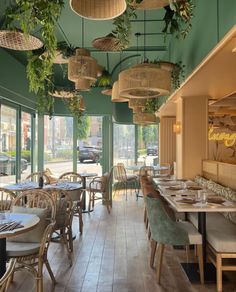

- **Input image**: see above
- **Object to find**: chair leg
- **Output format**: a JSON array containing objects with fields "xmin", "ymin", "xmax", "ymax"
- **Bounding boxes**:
[
  {"xmin": 185, "ymin": 245, "xmax": 190, "ymax": 264},
  {"xmin": 144, "ymin": 208, "xmax": 147, "ymax": 224},
  {"xmin": 78, "ymin": 206, "xmax": 83, "ymax": 234},
  {"xmin": 150, "ymin": 239, "xmax": 157, "ymax": 268},
  {"xmin": 197, "ymin": 244, "xmax": 204, "ymax": 285},
  {"xmin": 216, "ymin": 253, "xmax": 222, "ymax": 292},
  {"xmin": 37, "ymin": 260, "xmax": 44, "ymax": 292},
  {"xmin": 148, "ymin": 226, "xmax": 151, "ymax": 240},
  {"xmin": 45, "ymin": 259, "xmax": 56, "ymax": 285},
  {"xmin": 156, "ymin": 244, "xmax": 165, "ymax": 284}
]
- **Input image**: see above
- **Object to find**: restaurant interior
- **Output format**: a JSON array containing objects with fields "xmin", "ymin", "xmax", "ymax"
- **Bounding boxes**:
[{"xmin": 0, "ymin": 0, "xmax": 236, "ymax": 291}]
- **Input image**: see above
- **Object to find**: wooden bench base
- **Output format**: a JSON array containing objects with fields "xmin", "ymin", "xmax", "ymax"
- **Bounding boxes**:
[{"xmin": 207, "ymin": 244, "xmax": 236, "ymax": 292}]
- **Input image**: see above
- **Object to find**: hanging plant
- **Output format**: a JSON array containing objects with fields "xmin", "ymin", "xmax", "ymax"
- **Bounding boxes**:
[
  {"xmin": 65, "ymin": 95, "xmax": 85, "ymax": 125},
  {"xmin": 96, "ymin": 69, "xmax": 112, "ymax": 87},
  {"xmin": 143, "ymin": 59, "xmax": 185, "ymax": 90},
  {"xmin": 162, "ymin": 0, "xmax": 194, "ymax": 39},
  {"xmin": 111, "ymin": 0, "xmax": 137, "ymax": 50},
  {"xmin": 4, "ymin": 0, "xmax": 64, "ymax": 113},
  {"xmin": 171, "ymin": 61, "xmax": 185, "ymax": 89},
  {"xmin": 142, "ymin": 98, "xmax": 159, "ymax": 113}
]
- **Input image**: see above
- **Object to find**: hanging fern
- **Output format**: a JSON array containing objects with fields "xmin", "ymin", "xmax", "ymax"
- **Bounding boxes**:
[
  {"xmin": 5, "ymin": 0, "xmax": 64, "ymax": 113},
  {"xmin": 162, "ymin": 0, "xmax": 194, "ymax": 39}
]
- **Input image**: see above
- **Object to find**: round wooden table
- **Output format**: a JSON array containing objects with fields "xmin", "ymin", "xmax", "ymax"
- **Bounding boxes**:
[{"xmin": 0, "ymin": 213, "xmax": 39, "ymax": 277}]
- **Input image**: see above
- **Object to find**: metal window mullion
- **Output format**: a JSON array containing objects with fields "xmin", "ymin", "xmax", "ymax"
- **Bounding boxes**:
[
  {"xmin": 31, "ymin": 113, "xmax": 36, "ymax": 173},
  {"xmin": 73, "ymin": 116, "xmax": 77, "ymax": 173},
  {"xmin": 16, "ymin": 108, "xmax": 21, "ymax": 182}
]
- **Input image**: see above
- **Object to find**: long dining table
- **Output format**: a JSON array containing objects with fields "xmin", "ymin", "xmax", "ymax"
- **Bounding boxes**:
[{"xmin": 153, "ymin": 178, "xmax": 236, "ymax": 281}]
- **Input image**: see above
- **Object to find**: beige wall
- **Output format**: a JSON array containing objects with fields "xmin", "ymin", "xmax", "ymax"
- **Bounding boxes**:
[
  {"xmin": 176, "ymin": 96, "xmax": 208, "ymax": 179},
  {"xmin": 159, "ymin": 117, "xmax": 176, "ymax": 167}
]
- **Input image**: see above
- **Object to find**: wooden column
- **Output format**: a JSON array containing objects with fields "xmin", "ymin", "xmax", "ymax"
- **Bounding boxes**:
[
  {"xmin": 159, "ymin": 116, "xmax": 176, "ymax": 166},
  {"xmin": 176, "ymin": 96, "xmax": 208, "ymax": 179}
]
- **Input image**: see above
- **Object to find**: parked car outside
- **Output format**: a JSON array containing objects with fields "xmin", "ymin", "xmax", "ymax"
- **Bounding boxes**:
[
  {"xmin": 147, "ymin": 145, "xmax": 158, "ymax": 156},
  {"xmin": 0, "ymin": 153, "xmax": 28, "ymax": 175},
  {"xmin": 77, "ymin": 146, "xmax": 102, "ymax": 163}
]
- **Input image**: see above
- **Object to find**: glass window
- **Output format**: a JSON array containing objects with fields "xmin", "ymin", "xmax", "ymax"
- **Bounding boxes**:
[
  {"xmin": 113, "ymin": 123, "xmax": 135, "ymax": 167},
  {"xmin": 44, "ymin": 116, "xmax": 73, "ymax": 175},
  {"xmin": 137, "ymin": 125, "xmax": 159, "ymax": 166},
  {"xmin": 77, "ymin": 116, "xmax": 102, "ymax": 175},
  {"xmin": 0, "ymin": 105, "xmax": 17, "ymax": 185},
  {"xmin": 21, "ymin": 112, "xmax": 32, "ymax": 180}
]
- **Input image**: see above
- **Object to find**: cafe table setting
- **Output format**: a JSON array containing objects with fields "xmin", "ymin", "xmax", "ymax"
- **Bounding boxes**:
[
  {"xmin": 154, "ymin": 177, "xmax": 236, "ymax": 282},
  {"xmin": 0, "ymin": 212, "xmax": 40, "ymax": 277}
]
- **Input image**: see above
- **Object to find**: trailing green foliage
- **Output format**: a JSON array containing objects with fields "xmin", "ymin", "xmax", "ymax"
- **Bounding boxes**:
[
  {"xmin": 143, "ymin": 98, "xmax": 159, "ymax": 114},
  {"xmin": 162, "ymin": 0, "xmax": 194, "ymax": 39},
  {"xmin": 112, "ymin": 0, "xmax": 137, "ymax": 50},
  {"xmin": 5, "ymin": 0, "xmax": 64, "ymax": 113},
  {"xmin": 56, "ymin": 41, "xmax": 76, "ymax": 59},
  {"xmin": 171, "ymin": 61, "xmax": 185, "ymax": 89},
  {"xmin": 65, "ymin": 95, "xmax": 84, "ymax": 125},
  {"xmin": 96, "ymin": 69, "xmax": 112, "ymax": 87}
]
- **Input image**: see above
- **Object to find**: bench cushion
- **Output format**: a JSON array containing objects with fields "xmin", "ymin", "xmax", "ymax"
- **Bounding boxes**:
[
  {"xmin": 188, "ymin": 212, "xmax": 236, "ymax": 252},
  {"xmin": 194, "ymin": 176, "xmax": 236, "ymax": 224}
]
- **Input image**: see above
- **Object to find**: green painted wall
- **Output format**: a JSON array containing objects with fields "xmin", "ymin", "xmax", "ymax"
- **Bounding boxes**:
[
  {"xmin": 166, "ymin": 0, "xmax": 236, "ymax": 82},
  {"xmin": 0, "ymin": 49, "xmax": 36, "ymax": 109}
]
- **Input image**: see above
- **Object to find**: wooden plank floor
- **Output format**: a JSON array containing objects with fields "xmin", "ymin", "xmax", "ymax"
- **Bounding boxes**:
[{"xmin": 7, "ymin": 191, "xmax": 236, "ymax": 292}]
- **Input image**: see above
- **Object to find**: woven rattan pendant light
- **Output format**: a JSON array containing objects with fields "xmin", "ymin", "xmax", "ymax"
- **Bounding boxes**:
[
  {"xmin": 75, "ymin": 78, "xmax": 91, "ymax": 91},
  {"xmin": 128, "ymin": 98, "xmax": 146, "ymax": 109},
  {"xmin": 133, "ymin": 113, "xmax": 157, "ymax": 124},
  {"xmin": 118, "ymin": 11, "xmax": 172, "ymax": 99},
  {"xmin": 68, "ymin": 48, "xmax": 97, "ymax": 82},
  {"xmin": 70, "ymin": 0, "xmax": 127, "ymax": 20},
  {"xmin": 0, "ymin": 30, "xmax": 43, "ymax": 51},
  {"xmin": 132, "ymin": 107, "xmax": 143, "ymax": 114},
  {"xmin": 111, "ymin": 81, "xmax": 129, "ymax": 103},
  {"xmin": 119, "ymin": 63, "xmax": 171, "ymax": 99}
]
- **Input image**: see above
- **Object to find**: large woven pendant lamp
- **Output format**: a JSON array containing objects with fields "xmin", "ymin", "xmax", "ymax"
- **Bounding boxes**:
[
  {"xmin": 111, "ymin": 81, "xmax": 129, "ymax": 103},
  {"xmin": 132, "ymin": 107, "xmax": 143, "ymax": 114},
  {"xmin": 119, "ymin": 63, "xmax": 171, "ymax": 99},
  {"xmin": 68, "ymin": 48, "xmax": 98, "ymax": 82},
  {"xmin": 70, "ymin": 0, "xmax": 127, "ymax": 20},
  {"xmin": 128, "ymin": 98, "xmax": 146, "ymax": 109},
  {"xmin": 75, "ymin": 78, "xmax": 92, "ymax": 91},
  {"xmin": 133, "ymin": 113, "xmax": 157, "ymax": 124}
]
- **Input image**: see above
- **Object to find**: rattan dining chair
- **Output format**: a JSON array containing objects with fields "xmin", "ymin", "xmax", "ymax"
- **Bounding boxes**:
[
  {"xmin": 26, "ymin": 171, "xmax": 50, "ymax": 185},
  {"xmin": 0, "ymin": 258, "xmax": 16, "ymax": 292},
  {"xmin": 86, "ymin": 172, "xmax": 112, "ymax": 213},
  {"xmin": 112, "ymin": 164, "xmax": 139, "ymax": 200},
  {"xmin": 0, "ymin": 188, "xmax": 16, "ymax": 211},
  {"xmin": 145, "ymin": 195, "xmax": 204, "ymax": 285},
  {"xmin": 46, "ymin": 188, "xmax": 74, "ymax": 266},
  {"xmin": 58, "ymin": 172, "xmax": 84, "ymax": 234},
  {"xmin": 7, "ymin": 189, "xmax": 56, "ymax": 292}
]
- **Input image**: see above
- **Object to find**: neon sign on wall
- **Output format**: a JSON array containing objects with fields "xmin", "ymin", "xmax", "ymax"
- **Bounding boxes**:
[{"xmin": 208, "ymin": 127, "xmax": 236, "ymax": 147}]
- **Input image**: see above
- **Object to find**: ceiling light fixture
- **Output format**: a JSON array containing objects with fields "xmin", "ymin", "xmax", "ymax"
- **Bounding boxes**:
[
  {"xmin": 70, "ymin": 0, "xmax": 127, "ymax": 20},
  {"xmin": 111, "ymin": 81, "xmax": 129, "ymax": 102}
]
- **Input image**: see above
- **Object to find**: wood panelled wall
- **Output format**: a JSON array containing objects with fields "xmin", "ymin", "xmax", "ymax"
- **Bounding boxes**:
[
  {"xmin": 202, "ymin": 160, "xmax": 236, "ymax": 190},
  {"xmin": 159, "ymin": 117, "xmax": 176, "ymax": 167}
]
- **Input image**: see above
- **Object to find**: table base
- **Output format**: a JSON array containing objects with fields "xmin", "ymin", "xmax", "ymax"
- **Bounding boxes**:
[
  {"xmin": 0, "ymin": 238, "xmax": 6, "ymax": 278},
  {"xmin": 181, "ymin": 263, "xmax": 217, "ymax": 283}
]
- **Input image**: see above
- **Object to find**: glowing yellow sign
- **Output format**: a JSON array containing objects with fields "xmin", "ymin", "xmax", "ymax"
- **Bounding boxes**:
[{"xmin": 208, "ymin": 128, "xmax": 236, "ymax": 147}]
